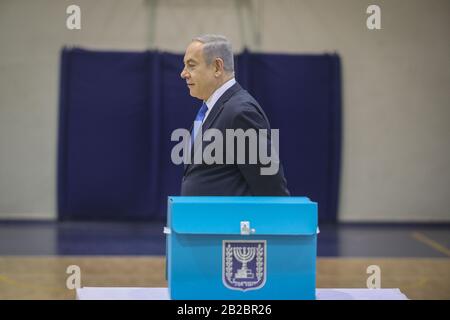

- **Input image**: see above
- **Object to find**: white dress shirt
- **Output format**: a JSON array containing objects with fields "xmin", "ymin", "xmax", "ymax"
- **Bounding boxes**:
[{"xmin": 202, "ymin": 78, "xmax": 236, "ymax": 124}]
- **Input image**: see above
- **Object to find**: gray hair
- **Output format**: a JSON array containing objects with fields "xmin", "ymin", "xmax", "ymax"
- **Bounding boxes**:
[{"xmin": 192, "ymin": 34, "xmax": 234, "ymax": 73}]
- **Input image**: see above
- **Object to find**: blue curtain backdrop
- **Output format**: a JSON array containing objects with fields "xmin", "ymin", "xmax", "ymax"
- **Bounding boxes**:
[{"xmin": 58, "ymin": 48, "xmax": 341, "ymax": 222}]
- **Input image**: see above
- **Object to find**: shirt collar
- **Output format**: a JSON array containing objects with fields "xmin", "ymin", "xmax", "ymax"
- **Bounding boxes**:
[{"xmin": 204, "ymin": 78, "xmax": 236, "ymax": 110}]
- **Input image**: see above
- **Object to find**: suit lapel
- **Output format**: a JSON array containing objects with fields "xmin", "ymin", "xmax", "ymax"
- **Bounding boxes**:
[
  {"xmin": 203, "ymin": 82, "xmax": 242, "ymax": 132},
  {"xmin": 183, "ymin": 82, "xmax": 242, "ymax": 175}
]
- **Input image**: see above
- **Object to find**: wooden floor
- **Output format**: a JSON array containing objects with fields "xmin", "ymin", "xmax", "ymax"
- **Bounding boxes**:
[{"xmin": 0, "ymin": 256, "xmax": 449, "ymax": 300}]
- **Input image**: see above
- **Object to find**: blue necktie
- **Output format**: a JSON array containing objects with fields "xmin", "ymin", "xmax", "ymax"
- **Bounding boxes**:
[{"xmin": 191, "ymin": 102, "xmax": 208, "ymax": 145}]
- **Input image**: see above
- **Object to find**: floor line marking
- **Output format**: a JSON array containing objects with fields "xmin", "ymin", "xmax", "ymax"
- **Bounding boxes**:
[{"xmin": 411, "ymin": 232, "xmax": 450, "ymax": 257}]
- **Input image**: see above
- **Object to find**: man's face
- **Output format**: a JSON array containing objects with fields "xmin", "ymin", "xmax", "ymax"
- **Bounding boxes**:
[{"xmin": 181, "ymin": 41, "xmax": 217, "ymax": 100}]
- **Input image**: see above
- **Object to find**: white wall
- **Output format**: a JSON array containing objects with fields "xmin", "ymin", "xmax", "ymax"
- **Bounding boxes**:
[{"xmin": 0, "ymin": 0, "xmax": 449, "ymax": 221}]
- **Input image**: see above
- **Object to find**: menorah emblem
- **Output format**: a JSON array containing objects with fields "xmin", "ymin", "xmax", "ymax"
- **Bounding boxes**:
[
  {"xmin": 223, "ymin": 240, "xmax": 266, "ymax": 291},
  {"xmin": 234, "ymin": 247, "xmax": 256, "ymax": 279}
]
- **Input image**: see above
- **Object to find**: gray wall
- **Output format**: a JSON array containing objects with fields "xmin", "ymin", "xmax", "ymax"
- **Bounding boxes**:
[{"xmin": 0, "ymin": 0, "xmax": 449, "ymax": 221}]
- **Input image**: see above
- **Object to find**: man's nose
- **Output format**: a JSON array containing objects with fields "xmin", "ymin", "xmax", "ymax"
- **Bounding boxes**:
[{"xmin": 180, "ymin": 68, "xmax": 188, "ymax": 79}]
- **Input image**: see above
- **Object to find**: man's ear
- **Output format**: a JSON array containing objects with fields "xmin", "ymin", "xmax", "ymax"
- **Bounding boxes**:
[{"xmin": 214, "ymin": 58, "xmax": 224, "ymax": 75}]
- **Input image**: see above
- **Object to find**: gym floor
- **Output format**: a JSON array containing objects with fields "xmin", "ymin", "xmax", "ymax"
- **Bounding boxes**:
[{"xmin": 0, "ymin": 221, "xmax": 449, "ymax": 299}]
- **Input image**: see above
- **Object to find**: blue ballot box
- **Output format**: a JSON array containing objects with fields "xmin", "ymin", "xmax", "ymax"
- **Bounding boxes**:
[{"xmin": 165, "ymin": 196, "xmax": 318, "ymax": 300}]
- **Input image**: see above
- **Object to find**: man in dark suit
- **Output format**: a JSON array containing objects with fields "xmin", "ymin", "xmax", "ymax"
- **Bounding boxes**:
[{"xmin": 179, "ymin": 34, "xmax": 290, "ymax": 196}]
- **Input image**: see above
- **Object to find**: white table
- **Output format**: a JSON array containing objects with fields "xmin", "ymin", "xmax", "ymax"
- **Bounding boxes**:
[{"xmin": 76, "ymin": 287, "xmax": 408, "ymax": 300}]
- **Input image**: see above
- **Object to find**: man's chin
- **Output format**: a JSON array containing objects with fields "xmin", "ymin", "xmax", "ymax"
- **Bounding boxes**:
[{"xmin": 189, "ymin": 89, "xmax": 201, "ymax": 99}]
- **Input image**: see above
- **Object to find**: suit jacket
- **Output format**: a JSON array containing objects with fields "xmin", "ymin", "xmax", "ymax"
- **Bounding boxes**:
[{"xmin": 180, "ymin": 82, "xmax": 290, "ymax": 196}]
